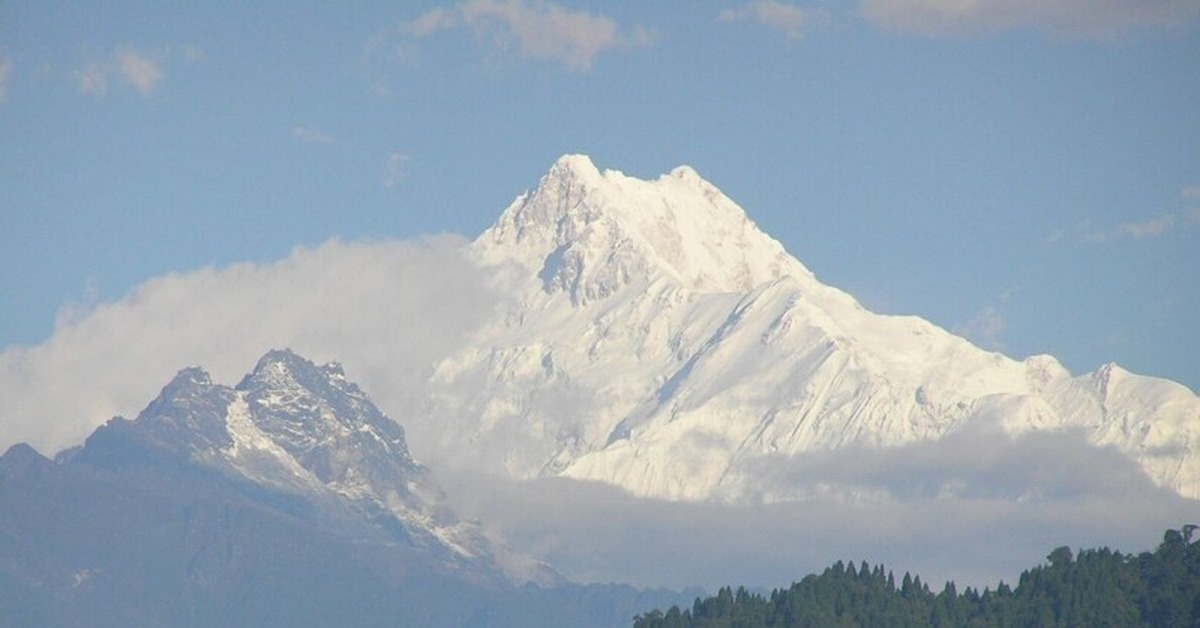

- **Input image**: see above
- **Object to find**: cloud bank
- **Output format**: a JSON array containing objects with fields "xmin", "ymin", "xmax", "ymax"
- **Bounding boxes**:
[
  {"xmin": 0, "ymin": 236, "xmax": 498, "ymax": 457},
  {"xmin": 438, "ymin": 427, "xmax": 1197, "ymax": 590},
  {"xmin": 861, "ymin": 0, "xmax": 1200, "ymax": 37}
]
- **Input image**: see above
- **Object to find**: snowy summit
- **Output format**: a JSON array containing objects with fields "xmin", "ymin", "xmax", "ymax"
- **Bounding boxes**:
[
  {"xmin": 477, "ymin": 154, "xmax": 816, "ymax": 302},
  {"xmin": 415, "ymin": 155, "xmax": 1200, "ymax": 503}
]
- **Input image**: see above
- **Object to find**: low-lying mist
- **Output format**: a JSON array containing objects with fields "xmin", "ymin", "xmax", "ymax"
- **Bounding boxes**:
[{"xmin": 432, "ymin": 427, "xmax": 1197, "ymax": 591}]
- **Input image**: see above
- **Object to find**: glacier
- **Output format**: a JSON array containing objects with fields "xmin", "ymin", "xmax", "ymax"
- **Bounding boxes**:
[{"xmin": 413, "ymin": 154, "xmax": 1200, "ymax": 503}]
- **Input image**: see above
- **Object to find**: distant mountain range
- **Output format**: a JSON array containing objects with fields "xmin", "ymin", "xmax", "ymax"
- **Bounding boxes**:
[
  {"xmin": 416, "ymin": 154, "xmax": 1200, "ymax": 502},
  {"xmin": 0, "ymin": 350, "xmax": 688, "ymax": 626},
  {"xmin": 2, "ymin": 155, "xmax": 1196, "ymax": 625}
]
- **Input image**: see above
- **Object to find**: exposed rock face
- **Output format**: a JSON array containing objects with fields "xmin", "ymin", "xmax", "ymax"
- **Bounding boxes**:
[{"xmin": 75, "ymin": 349, "xmax": 555, "ymax": 583}]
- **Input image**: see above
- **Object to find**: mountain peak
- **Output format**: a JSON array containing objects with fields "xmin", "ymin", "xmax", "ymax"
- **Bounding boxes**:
[
  {"xmin": 243, "ymin": 348, "xmax": 349, "ymax": 395},
  {"xmin": 166, "ymin": 365, "xmax": 213, "ymax": 390},
  {"xmin": 475, "ymin": 155, "xmax": 813, "ymax": 304},
  {"xmin": 547, "ymin": 153, "xmax": 602, "ymax": 182},
  {"xmin": 145, "ymin": 365, "xmax": 226, "ymax": 423},
  {"xmin": 252, "ymin": 347, "xmax": 308, "ymax": 375},
  {"xmin": 668, "ymin": 164, "xmax": 702, "ymax": 182},
  {"xmin": 236, "ymin": 349, "xmax": 419, "ymax": 475},
  {"xmin": 0, "ymin": 442, "xmax": 50, "ymax": 468}
]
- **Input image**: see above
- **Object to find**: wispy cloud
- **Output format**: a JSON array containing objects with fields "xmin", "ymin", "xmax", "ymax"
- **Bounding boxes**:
[
  {"xmin": 860, "ymin": 0, "xmax": 1200, "ymax": 37},
  {"xmin": 116, "ymin": 47, "xmax": 163, "ymax": 94},
  {"xmin": 1088, "ymin": 189, "xmax": 1200, "ymax": 244},
  {"xmin": 399, "ymin": 1, "xmax": 651, "ymax": 71},
  {"xmin": 957, "ymin": 304, "xmax": 1008, "ymax": 351},
  {"xmin": 180, "ymin": 45, "xmax": 207, "ymax": 62},
  {"xmin": 718, "ymin": 1, "xmax": 819, "ymax": 40},
  {"xmin": 404, "ymin": 6, "xmax": 459, "ymax": 37},
  {"xmin": 76, "ymin": 62, "xmax": 109, "ymax": 96},
  {"xmin": 1050, "ymin": 185, "xmax": 1200, "ymax": 245},
  {"xmin": 0, "ymin": 56, "xmax": 12, "ymax": 103},
  {"xmin": 292, "ymin": 126, "xmax": 335, "ymax": 144},
  {"xmin": 76, "ymin": 46, "xmax": 167, "ymax": 97},
  {"xmin": 383, "ymin": 152, "xmax": 411, "ymax": 187},
  {"xmin": 1091, "ymin": 214, "xmax": 1179, "ymax": 242}
]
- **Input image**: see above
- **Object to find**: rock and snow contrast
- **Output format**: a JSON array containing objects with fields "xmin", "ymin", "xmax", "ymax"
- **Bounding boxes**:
[
  {"xmin": 2, "ymin": 348, "xmax": 722, "ymax": 625},
  {"xmin": 416, "ymin": 154, "xmax": 1200, "ymax": 503},
  {"xmin": 71, "ymin": 349, "xmax": 555, "ymax": 585},
  {"xmin": 1, "ymin": 155, "xmax": 1195, "ymax": 619}
]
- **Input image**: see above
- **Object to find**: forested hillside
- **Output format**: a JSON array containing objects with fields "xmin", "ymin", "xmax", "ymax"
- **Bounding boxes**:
[{"xmin": 633, "ymin": 526, "xmax": 1200, "ymax": 628}]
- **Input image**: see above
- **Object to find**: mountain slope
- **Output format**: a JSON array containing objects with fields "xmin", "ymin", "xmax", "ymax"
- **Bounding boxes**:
[
  {"xmin": 66, "ymin": 349, "xmax": 550, "ymax": 584},
  {"xmin": 1, "ymin": 349, "xmax": 704, "ymax": 626},
  {"xmin": 0, "ymin": 437, "xmax": 490, "ymax": 627},
  {"xmin": 417, "ymin": 154, "xmax": 1200, "ymax": 502}
]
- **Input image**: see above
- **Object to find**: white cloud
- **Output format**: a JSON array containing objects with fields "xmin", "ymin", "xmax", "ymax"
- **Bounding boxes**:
[
  {"xmin": 0, "ymin": 57, "xmax": 12, "ymax": 103},
  {"xmin": 383, "ymin": 152, "xmax": 411, "ymax": 187},
  {"xmin": 292, "ymin": 126, "xmax": 335, "ymax": 143},
  {"xmin": 75, "ymin": 46, "xmax": 166, "ymax": 97},
  {"xmin": 861, "ymin": 0, "xmax": 1200, "ymax": 37},
  {"xmin": 0, "ymin": 236, "xmax": 498, "ymax": 458},
  {"xmin": 115, "ymin": 47, "xmax": 164, "ymax": 95},
  {"xmin": 719, "ymin": 1, "xmax": 816, "ymax": 40},
  {"xmin": 1084, "ymin": 211, "xmax": 1200, "ymax": 244},
  {"xmin": 1116, "ymin": 214, "xmax": 1179, "ymax": 239},
  {"xmin": 1062, "ymin": 185, "xmax": 1200, "ymax": 245},
  {"xmin": 461, "ymin": 0, "xmax": 621, "ymax": 70},
  {"xmin": 400, "ymin": 1, "xmax": 649, "ymax": 71}
]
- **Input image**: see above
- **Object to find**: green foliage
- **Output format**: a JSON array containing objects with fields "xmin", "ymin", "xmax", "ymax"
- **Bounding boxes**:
[{"xmin": 632, "ymin": 526, "xmax": 1200, "ymax": 628}]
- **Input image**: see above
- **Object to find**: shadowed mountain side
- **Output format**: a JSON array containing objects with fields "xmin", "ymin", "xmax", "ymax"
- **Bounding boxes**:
[
  {"xmin": 0, "ymin": 350, "xmax": 695, "ymax": 627},
  {"xmin": 0, "ymin": 442, "xmax": 479, "ymax": 627}
]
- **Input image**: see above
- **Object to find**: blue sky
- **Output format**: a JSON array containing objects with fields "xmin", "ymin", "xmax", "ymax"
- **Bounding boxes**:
[{"xmin": 3, "ymin": 0, "xmax": 1199, "ymax": 394}]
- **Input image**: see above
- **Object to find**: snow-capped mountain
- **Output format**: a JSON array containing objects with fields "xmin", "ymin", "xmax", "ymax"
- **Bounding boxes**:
[
  {"xmin": 1, "ymin": 349, "xmax": 714, "ymax": 625},
  {"xmin": 73, "ymin": 349, "xmax": 553, "ymax": 584},
  {"xmin": 417, "ymin": 154, "xmax": 1200, "ymax": 502}
]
